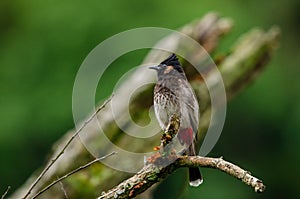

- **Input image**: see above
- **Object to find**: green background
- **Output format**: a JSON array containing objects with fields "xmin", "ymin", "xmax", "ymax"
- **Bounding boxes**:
[{"xmin": 0, "ymin": 0, "xmax": 299, "ymax": 198}]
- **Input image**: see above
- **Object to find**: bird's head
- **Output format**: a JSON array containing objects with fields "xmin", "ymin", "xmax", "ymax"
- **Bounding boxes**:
[{"xmin": 149, "ymin": 54, "xmax": 184, "ymax": 77}]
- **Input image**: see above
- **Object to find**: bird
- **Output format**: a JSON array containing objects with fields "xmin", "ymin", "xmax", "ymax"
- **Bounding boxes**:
[{"xmin": 149, "ymin": 53, "xmax": 203, "ymax": 187}]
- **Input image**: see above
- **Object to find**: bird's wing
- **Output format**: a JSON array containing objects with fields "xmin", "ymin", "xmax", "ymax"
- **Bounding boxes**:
[{"xmin": 177, "ymin": 78, "xmax": 199, "ymax": 134}]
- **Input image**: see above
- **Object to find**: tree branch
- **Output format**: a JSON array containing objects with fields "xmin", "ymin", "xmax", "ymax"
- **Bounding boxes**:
[
  {"xmin": 11, "ymin": 12, "xmax": 280, "ymax": 199},
  {"xmin": 178, "ymin": 156, "xmax": 265, "ymax": 193},
  {"xmin": 32, "ymin": 152, "xmax": 117, "ymax": 199},
  {"xmin": 98, "ymin": 155, "xmax": 265, "ymax": 199},
  {"xmin": 21, "ymin": 96, "xmax": 113, "ymax": 199},
  {"xmin": 1, "ymin": 186, "xmax": 10, "ymax": 199}
]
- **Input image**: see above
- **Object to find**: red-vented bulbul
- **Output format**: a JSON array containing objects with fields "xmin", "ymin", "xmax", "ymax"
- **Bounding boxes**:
[{"xmin": 149, "ymin": 53, "xmax": 203, "ymax": 187}]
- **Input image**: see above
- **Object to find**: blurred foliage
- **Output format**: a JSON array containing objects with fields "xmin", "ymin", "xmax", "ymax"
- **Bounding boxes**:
[{"xmin": 0, "ymin": 0, "xmax": 299, "ymax": 198}]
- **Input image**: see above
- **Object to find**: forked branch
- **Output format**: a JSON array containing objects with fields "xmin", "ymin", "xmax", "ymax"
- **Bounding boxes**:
[
  {"xmin": 98, "ymin": 155, "xmax": 265, "ymax": 199},
  {"xmin": 10, "ymin": 13, "xmax": 280, "ymax": 199}
]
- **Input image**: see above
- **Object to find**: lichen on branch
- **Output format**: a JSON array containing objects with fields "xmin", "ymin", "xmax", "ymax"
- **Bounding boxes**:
[
  {"xmin": 10, "ymin": 12, "xmax": 280, "ymax": 199},
  {"xmin": 98, "ymin": 155, "xmax": 266, "ymax": 199}
]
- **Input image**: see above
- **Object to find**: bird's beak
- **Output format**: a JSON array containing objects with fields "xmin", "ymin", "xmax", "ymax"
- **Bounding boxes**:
[{"xmin": 148, "ymin": 65, "xmax": 160, "ymax": 70}]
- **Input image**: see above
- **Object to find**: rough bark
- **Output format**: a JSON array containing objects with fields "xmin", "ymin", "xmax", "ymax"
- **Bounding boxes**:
[
  {"xmin": 11, "ymin": 12, "xmax": 280, "ymax": 199},
  {"xmin": 98, "ymin": 155, "xmax": 265, "ymax": 199}
]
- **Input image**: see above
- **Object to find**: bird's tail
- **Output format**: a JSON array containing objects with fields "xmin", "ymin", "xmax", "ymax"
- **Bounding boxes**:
[
  {"xmin": 187, "ymin": 142, "xmax": 203, "ymax": 187},
  {"xmin": 189, "ymin": 167, "xmax": 203, "ymax": 187}
]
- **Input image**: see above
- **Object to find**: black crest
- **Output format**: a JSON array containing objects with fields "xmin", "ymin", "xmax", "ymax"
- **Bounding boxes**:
[
  {"xmin": 160, "ymin": 53, "xmax": 183, "ymax": 73},
  {"xmin": 160, "ymin": 53, "xmax": 180, "ymax": 66}
]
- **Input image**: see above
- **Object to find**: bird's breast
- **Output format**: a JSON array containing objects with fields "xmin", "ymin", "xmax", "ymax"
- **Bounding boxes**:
[{"xmin": 153, "ymin": 85, "xmax": 180, "ymax": 130}]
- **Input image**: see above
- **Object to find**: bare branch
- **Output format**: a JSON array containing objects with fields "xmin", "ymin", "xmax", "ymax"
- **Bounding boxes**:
[
  {"xmin": 59, "ymin": 181, "xmax": 69, "ymax": 199},
  {"xmin": 177, "ymin": 156, "xmax": 266, "ymax": 193},
  {"xmin": 98, "ymin": 155, "xmax": 265, "ymax": 199},
  {"xmin": 32, "ymin": 152, "xmax": 117, "ymax": 199},
  {"xmin": 11, "ymin": 13, "xmax": 280, "ymax": 199},
  {"xmin": 1, "ymin": 186, "xmax": 11, "ymax": 199},
  {"xmin": 22, "ymin": 96, "xmax": 113, "ymax": 199}
]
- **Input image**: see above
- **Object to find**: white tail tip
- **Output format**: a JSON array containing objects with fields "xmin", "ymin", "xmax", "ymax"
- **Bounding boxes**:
[{"xmin": 189, "ymin": 178, "xmax": 203, "ymax": 187}]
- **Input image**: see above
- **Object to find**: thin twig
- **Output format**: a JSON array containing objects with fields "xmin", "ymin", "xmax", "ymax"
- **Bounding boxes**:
[
  {"xmin": 59, "ymin": 181, "xmax": 69, "ymax": 199},
  {"xmin": 98, "ymin": 155, "xmax": 265, "ymax": 199},
  {"xmin": 32, "ymin": 152, "xmax": 117, "ymax": 199},
  {"xmin": 1, "ymin": 186, "xmax": 10, "ymax": 199},
  {"xmin": 22, "ymin": 95, "xmax": 113, "ymax": 199}
]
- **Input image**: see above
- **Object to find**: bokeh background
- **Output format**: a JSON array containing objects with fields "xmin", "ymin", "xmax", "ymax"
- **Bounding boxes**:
[{"xmin": 0, "ymin": 0, "xmax": 299, "ymax": 198}]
